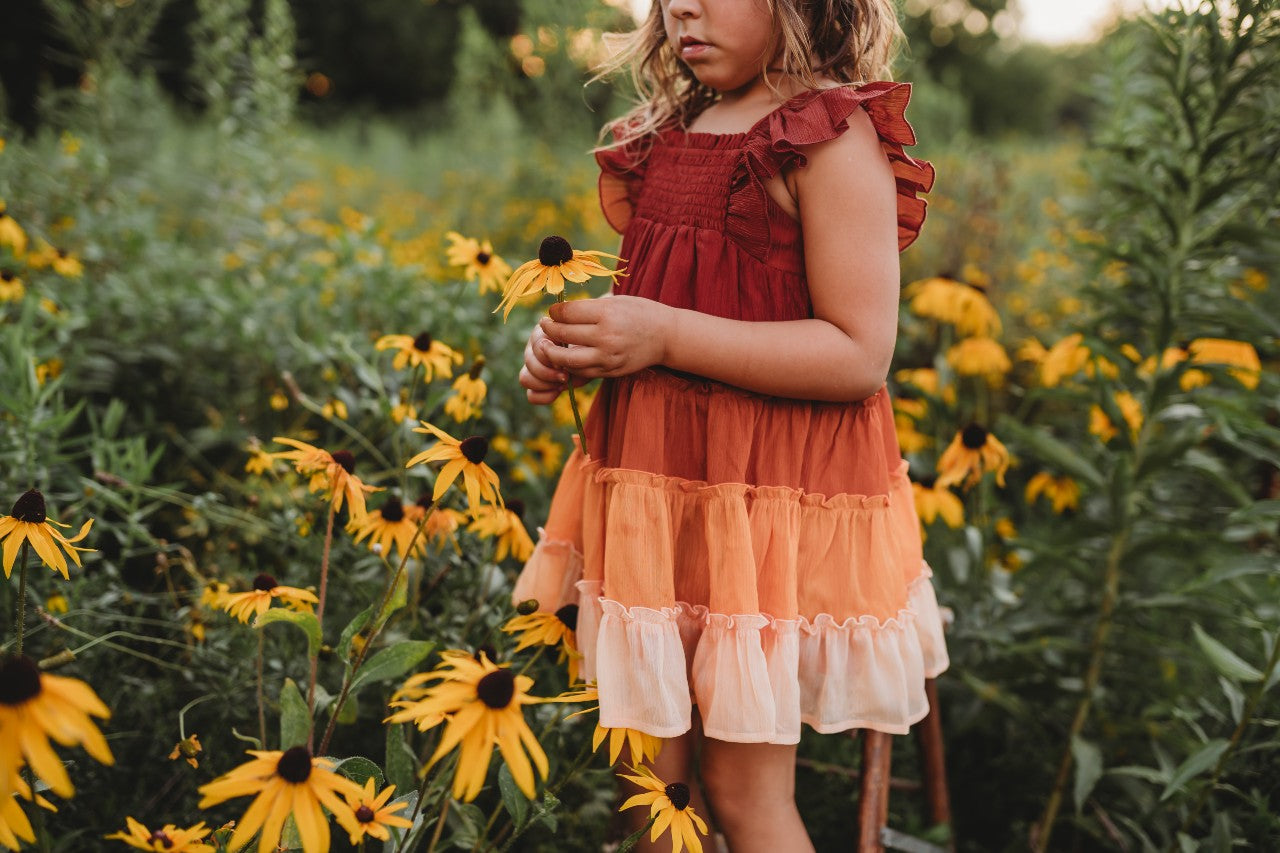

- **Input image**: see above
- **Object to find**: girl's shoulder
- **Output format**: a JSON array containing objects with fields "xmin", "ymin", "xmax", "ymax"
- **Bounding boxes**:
[{"xmin": 742, "ymin": 81, "xmax": 935, "ymax": 251}]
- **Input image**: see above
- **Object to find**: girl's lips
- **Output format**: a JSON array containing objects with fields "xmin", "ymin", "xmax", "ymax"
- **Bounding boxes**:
[{"xmin": 679, "ymin": 38, "xmax": 711, "ymax": 59}]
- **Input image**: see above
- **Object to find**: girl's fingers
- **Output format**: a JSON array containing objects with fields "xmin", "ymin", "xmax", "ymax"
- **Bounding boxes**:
[
  {"xmin": 525, "ymin": 343, "xmax": 567, "ymax": 385},
  {"xmin": 526, "ymin": 388, "xmax": 559, "ymax": 405},
  {"xmin": 520, "ymin": 364, "xmax": 563, "ymax": 393},
  {"xmin": 540, "ymin": 317, "xmax": 596, "ymax": 347}
]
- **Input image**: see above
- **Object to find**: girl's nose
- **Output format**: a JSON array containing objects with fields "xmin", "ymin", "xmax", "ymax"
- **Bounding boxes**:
[{"xmin": 665, "ymin": 0, "xmax": 700, "ymax": 19}]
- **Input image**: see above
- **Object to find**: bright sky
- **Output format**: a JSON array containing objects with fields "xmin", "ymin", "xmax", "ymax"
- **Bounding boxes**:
[
  {"xmin": 626, "ymin": 0, "xmax": 1178, "ymax": 46},
  {"xmin": 1018, "ymin": 0, "xmax": 1173, "ymax": 44}
]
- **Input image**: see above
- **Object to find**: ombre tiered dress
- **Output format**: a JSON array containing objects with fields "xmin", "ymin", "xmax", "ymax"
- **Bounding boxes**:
[{"xmin": 513, "ymin": 81, "xmax": 949, "ymax": 744}]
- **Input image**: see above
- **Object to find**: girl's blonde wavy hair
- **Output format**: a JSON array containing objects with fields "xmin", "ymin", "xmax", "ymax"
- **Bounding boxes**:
[{"xmin": 595, "ymin": 0, "xmax": 902, "ymax": 151}]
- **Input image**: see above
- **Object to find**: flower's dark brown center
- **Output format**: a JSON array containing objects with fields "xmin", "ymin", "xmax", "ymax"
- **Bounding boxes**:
[
  {"xmin": 0, "ymin": 270, "xmax": 14, "ymax": 283},
  {"xmin": 10, "ymin": 489, "xmax": 46, "ymax": 523},
  {"xmin": 538, "ymin": 235, "xmax": 573, "ymax": 267},
  {"xmin": 555, "ymin": 604, "xmax": 579, "ymax": 632},
  {"xmin": 355, "ymin": 805, "xmax": 376, "ymax": 823},
  {"xmin": 506, "ymin": 498, "xmax": 525, "ymax": 519},
  {"xmin": 665, "ymin": 782, "xmax": 691, "ymax": 810},
  {"xmin": 147, "ymin": 830, "xmax": 174, "ymax": 849},
  {"xmin": 469, "ymin": 357, "xmax": 486, "ymax": 380},
  {"xmin": 0, "ymin": 655, "xmax": 42, "ymax": 705},
  {"xmin": 476, "ymin": 669, "xmax": 516, "ymax": 709},
  {"xmin": 475, "ymin": 251, "xmax": 491, "ymax": 265},
  {"xmin": 516, "ymin": 598, "xmax": 539, "ymax": 616},
  {"xmin": 55, "ymin": 249, "xmax": 68, "ymax": 259},
  {"xmin": 331, "ymin": 450, "xmax": 355, "ymax": 473},
  {"xmin": 253, "ymin": 573, "xmax": 279, "ymax": 591},
  {"xmin": 459, "ymin": 437, "xmax": 489, "ymax": 464},
  {"xmin": 380, "ymin": 495, "xmax": 405, "ymax": 522},
  {"xmin": 416, "ymin": 493, "xmax": 433, "ymax": 509},
  {"xmin": 961, "ymin": 424, "xmax": 989, "ymax": 450},
  {"xmin": 918, "ymin": 473, "xmax": 938, "ymax": 489},
  {"xmin": 413, "ymin": 332, "xmax": 433, "ymax": 352},
  {"xmin": 276, "ymin": 746, "xmax": 313, "ymax": 783}
]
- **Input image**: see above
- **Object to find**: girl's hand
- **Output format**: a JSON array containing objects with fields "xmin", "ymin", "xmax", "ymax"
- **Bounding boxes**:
[
  {"xmin": 537, "ymin": 295, "xmax": 671, "ymax": 380},
  {"xmin": 519, "ymin": 323, "xmax": 568, "ymax": 405}
]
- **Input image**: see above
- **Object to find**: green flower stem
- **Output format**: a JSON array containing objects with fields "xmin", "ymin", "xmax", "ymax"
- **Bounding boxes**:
[
  {"xmin": 16, "ymin": 543, "xmax": 29, "ymax": 654},
  {"xmin": 318, "ymin": 516, "xmax": 430, "ymax": 756},
  {"xmin": 1175, "ymin": 632, "xmax": 1280, "ymax": 841},
  {"xmin": 554, "ymin": 295, "xmax": 590, "ymax": 458},
  {"xmin": 1034, "ymin": 381, "xmax": 1154, "ymax": 851},
  {"xmin": 306, "ymin": 505, "xmax": 337, "ymax": 745},
  {"xmin": 256, "ymin": 630, "xmax": 267, "ymax": 748}
]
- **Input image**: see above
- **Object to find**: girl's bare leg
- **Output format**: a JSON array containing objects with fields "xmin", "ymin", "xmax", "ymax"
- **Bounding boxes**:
[
  {"xmin": 620, "ymin": 708, "xmax": 715, "ymax": 852},
  {"xmin": 700, "ymin": 737, "xmax": 814, "ymax": 853}
]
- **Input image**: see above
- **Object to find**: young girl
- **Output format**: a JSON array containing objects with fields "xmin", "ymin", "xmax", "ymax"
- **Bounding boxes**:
[{"xmin": 515, "ymin": 0, "xmax": 949, "ymax": 848}]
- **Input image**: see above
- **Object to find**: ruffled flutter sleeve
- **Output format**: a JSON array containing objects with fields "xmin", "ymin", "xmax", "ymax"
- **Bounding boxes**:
[
  {"xmin": 736, "ymin": 81, "xmax": 935, "ymax": 252},
  {"xmin": 595, "ymin": 122, "xmax": 652, "ymax": 235}
]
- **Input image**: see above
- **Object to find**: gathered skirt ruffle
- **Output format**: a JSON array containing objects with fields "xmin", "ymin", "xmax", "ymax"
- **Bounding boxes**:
[{"xmin": 511, "ymin": 444, "xmax": 950, "ymax": 744}]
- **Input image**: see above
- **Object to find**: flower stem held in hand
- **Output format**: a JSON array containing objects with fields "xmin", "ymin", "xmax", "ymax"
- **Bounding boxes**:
[{"xmin": 555, "ymin": 294, "xmax": 590, "ymax": 457}]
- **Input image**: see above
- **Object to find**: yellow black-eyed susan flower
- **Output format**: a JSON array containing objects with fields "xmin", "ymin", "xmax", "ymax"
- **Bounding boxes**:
[
  {"xmin": 244, "ymin": 441, "xmax": 276, "ymax": 476},
  {"xmin": 0, "ymin": 269, "xmax": 22, "ymax": 302},
  {"xmin": 217, "ymin": 574, "xmax": 318, "ymax": 623},
  {"xmin": 197, "ymin": 746, "xmax": 362, "ymax": 853},
  {"xmin": 903, "ymin": 275, "xmax": 1001, "ymax": 338},
  {"xmin": 50, "ymin": 248, "xmax": 82, "ymax": 278},
  {"xmin": 1188, "ymin": 338, "xmax": 1261, "ymax": 389},
  {"xmin": 0, "ymin": 653, "xmax": 113, "ymax": 798},
  {"xmin": 270, "ymin": 438, "xmax": 379, "ymax": 520},
  {"xmin": 406, "ymin": 423, "xmax": 502, "ymax": 515},
  {"xmin": 385, "ymin": 651, "xmax": 547, "ymax": 800},
  {"xmin": 445, "ymin": 231, "xmax": 512, "ymax": 294},
  {"xmin": 348, "ymin": 495, "xmax": 424, "ymax": 563},
  {"xmin": 407, "ymin": 496, "xmax": 465, "ymax": 552},
  {"xmin": 911, "ymin": 475, "xmax": 964, "ymax": 528},
  {"xmin": 0, "ymin": 489, "xmax": 94, "ymax": 580},
  {"xmin": 0, "ymin": 204, "xmax": 27, "ymax": 257},
  {"xmin": 495, "ymin": 235, "xmax": 625, "ymax": 320},
  {"xmin": 445, "ymin": 360, "xmax": 488, "ymax": 422},
  {"xmin": 340, "ymin": 779, "xmax": 413, "ymax": 844},
  {"xmin": 375, "ymin": 332, "xmax": 463, "ymax": 381},
  {"xmin": 0, "ymin": 773, "xmax": 51, "ymax": 853},
  {"xmin": 469, "ymin": 500, "xmax": 534, "ymax": 563},
  {"xmin": 34, "ymin": 358, "xmax": 63, "ymax": 385},
  {"xmin": 563, "ymin": 684, "xmax": 665, "ymax": 765},
  {"xmin": 946, "ymin": 337, "xmax": 1011, "ymax": 381},
  {"xmin": 502, "ymin": 599, "xmax": 582, "ymax": 682},
  {"xmin": 105, "ymin": 817, "xmax": 214, "ymax": 852},
  {"xmin": 618, "ymin": 763, "xmax": 709, "ymax": 853},
  {"xmin": 936, "ymin": 424, "xmax": 1010, "ymax": 490},
  {"xmin": 169, "ymin": 733, "xmax": 202, "ymax": 769},
  {"xmin": 1037, "ymin": 333, "xmax": 1091, "ymax": 387},
  {"xmin": 1025, "ymin": 472, "xmax": 1080, "ymax": 513}
]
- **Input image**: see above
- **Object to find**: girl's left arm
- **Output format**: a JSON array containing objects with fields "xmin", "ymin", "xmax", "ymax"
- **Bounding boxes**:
[{"xmin": 537, "ymin": 108, "xmax": 902, "ymax": 403}]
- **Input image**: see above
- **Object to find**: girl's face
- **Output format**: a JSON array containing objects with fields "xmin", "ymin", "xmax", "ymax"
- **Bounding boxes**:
[{"xmin": 660, "ymin": 0, "xmax": 776, "ymax": 95}]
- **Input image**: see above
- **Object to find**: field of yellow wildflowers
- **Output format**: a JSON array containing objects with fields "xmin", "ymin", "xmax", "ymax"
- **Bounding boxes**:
[{"xmin": 2, "ymin": 1, "xmax": 1279, "ymax": 852}]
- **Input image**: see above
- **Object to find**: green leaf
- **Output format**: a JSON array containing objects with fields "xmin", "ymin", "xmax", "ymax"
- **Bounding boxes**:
[
  {"xmin": 376, "ymin": 566, "xmax": 410, "ymax": 629},
  {"xmin": 337, "ymin": 604, "xmax": 374, "ymax": 663},
  {"xmin": 498, "ymin": 764, "xmax": 529, "ymax": 831},
  {"xmin": 256, "ymin": 608, "xmax": 322, "ymax": 657},
  {"xmin": 1193, "ymin": 624, "xmax": 1264, "ymax": 682},
  {"xmin": 279, "ymin": 678, "xmax": 311, "ymax": 751},
  {"xmin": 995, "ymin": 417, "xmax": 1105, "ymax": 488},
  {"xmin": 1071, "ymin": 735, "xmax": 1104, "ymax": 815},
  {"xmin": 1161, "ymin": 739, "xmax": 1230, "ymax": 801},
  {"xmin": 385, "ymin": 724, "xmax": 416, "ymax": 794},
  {"xmin": 349, "ymin": 641, "xmax": 435, "ymax": 697},
  {"xmin": 334, "ymin": 755, "xmax": 384, "ymax": 789}
]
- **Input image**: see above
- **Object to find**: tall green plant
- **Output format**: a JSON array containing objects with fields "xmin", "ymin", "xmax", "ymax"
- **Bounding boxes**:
[{"xmin": 1026, "ymin": 2, "xmax": 1280, "ymax": 848}]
